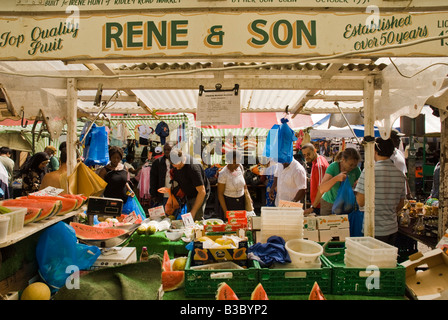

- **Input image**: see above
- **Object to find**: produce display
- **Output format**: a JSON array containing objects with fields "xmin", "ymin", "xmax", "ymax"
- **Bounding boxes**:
[{"xmin": 162, "ymin": 250, "xmax": 186, "ymax": 292}]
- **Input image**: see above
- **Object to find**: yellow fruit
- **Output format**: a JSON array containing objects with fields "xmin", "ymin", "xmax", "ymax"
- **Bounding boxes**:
[
  {"xmin": 137, "ymin": 226, "xmax": 147, "ymax": 235},
  {"xmin": 21, "ymin": 282, "xmax": 51, "ymax": 300},
  {"xmin": 215, "ymin": 238, "xmax": 235, "ymax": 246},
  {"xmin": 198, "ymin": 236, "xmax": 211, "ymax": 242},
  {"xmin": 172, "ymin": 257, "xmax": 187, "ymax": 271},
  {"xmin": 146, "ymin": 225, "xmax": 157, "ymax": 235}
]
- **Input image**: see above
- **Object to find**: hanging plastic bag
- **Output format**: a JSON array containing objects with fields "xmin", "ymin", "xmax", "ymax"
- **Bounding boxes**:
[
  {"xmin": 122, "ymin": 195, "xmax": 147, "ymax": 220},
  {"xmin": 278, "ymin": 118, "xmax": 297, "ymax": 163},
  {"xmin": 348, "ymin": 208, "xmax": 364, "ymax": 237},
  {"xmin": 36, "ymin": 221, "xmax": 101, "ymax": 292},
  {"xmin": 332, "ymin": 177, "xmax": 356, "ymax": 215},
  {"xmin": 263, "ymin": 124, "xmax": 280, "ymax": 159},
  {"xmin": 83, "ymin": 124, "xmax": 110, "ymax": 167},
  {"xmin": 262, "ymin": 119, "xmax": 297, "ymax": 163}
]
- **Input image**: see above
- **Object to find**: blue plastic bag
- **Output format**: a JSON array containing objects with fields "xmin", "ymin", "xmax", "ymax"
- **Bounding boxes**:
[
  {"xmin": 83, "ymin": 124, "xmax": 110, "ymax": 167},
  {"xmin": 35, "ymin": 222, "xmax": 101, "ymax": 292},
  {"xmin": 263, "ymin": 124, "xmax": 280, "ymax": 159},
  {"xmin": 349, "ymin": 208, "xmax": 364, "ymax": 237},
  {"xmin": 262, "ymin": 119, "xmax": 297, "ymax": 163},
  {"xmin": 122, "ymin": 195, "xmax": 147, "ymax": 220},
  {"xmin": 278, "ymin": 118, "xmax": 297, "ymax": 163},
  {"xmin": 332, "ymin": 177, "xmax": 356, "ymax": 215}
]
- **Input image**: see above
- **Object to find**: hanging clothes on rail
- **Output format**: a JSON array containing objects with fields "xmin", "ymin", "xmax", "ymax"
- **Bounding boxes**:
[
  {"xmin": 135, "ymin": 124, "xmax": 154, "ymax": 146},
  {"xmin": 110, "ymin": 122, "xmax": 131, "ymax": 148},
  {"xmin": 177, "ymin": 122, "xmax": 186, "ymax": 143},
  {"xmin": 137, "ymin": 163, "xmax": 151, "ymax": 205},
  {"xmin": 155, "ymin": 121, "xmax": 170, "ymax": 145}
]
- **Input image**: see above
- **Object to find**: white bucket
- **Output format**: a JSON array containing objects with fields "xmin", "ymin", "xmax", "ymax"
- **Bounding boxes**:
[
  {"xmin": 285, "ymin": 239, "xmax": 323, "ymax": 268},
  {"xmin": 0, "ymin": 216, "xmax": 10, "ymax": 242}
]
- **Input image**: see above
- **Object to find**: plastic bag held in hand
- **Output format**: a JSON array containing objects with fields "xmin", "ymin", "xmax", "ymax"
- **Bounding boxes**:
[{"xmin": 332, "ymin": 177, "xmax": 356, "ymax": 215}]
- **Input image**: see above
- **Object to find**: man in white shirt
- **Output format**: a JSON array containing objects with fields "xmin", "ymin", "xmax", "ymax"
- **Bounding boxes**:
[
  {"xmin": 269, "ymin": 158, "xmax": 307, "ymax": 206},
  {"xmin": 390, "ymin": 129, "xmax": 412, "ymax": 198}
]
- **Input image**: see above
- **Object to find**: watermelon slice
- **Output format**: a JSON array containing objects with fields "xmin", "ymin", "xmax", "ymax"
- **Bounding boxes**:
[
  {"xmin": 61, "ymin": 194, "xmax": 85, "ymax": 210},
  {"xmin": 162, "ymin": 250, "xmax": 171, "ymax": 271},
  {"xmin": 69, "ymin": 222, "xmax": 127, "ymax": 240},
  {"xmin": 251, "ymin": 283, "xmax": 269, "ymax": 300},
  {"xmin": 0, "ymin": 199, "xmax": 60, "ymax": 221},
  {"xmin": 162, "ymin": 271, "xmax": 185, "ymax": 292},
  {"xmin": 26, "ymin": 195, "xmax": 77, "ymax": 215},
  {"xmin": 216, "ymin": 282, "xmax": 239, "ymax": 300},
  {"xmin": 309, "ymin": 281, "xmax": 326, "ymax": 300}
]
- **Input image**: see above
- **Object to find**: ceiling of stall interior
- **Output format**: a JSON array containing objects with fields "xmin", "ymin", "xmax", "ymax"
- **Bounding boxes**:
[{"xmin": 0, "ymin": 58, "xmax": 387, "ymax": 119}]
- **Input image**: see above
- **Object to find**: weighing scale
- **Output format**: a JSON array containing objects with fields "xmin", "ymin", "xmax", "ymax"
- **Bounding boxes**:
[
  {"xmin": 90, "ymin": 247, "xmax": 137, "ymax": 270},
  {"xmin": 86, "ymin": 196, "xmax": 123, "ymax": 225}
]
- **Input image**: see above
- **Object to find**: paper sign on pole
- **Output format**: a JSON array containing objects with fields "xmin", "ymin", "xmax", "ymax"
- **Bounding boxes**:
[{"xmin": 197, "ymin": 88, "xmax": 240, "ymax": 125}]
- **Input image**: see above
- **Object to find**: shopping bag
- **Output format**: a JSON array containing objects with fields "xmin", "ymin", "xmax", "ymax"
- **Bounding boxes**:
[
  {"xmin": 83, "ymin": 124, "xmax": 110, "ymax": 167},
  {"xmin": 68, "ymin": 161, "xmax": 108, "ymax": 197},
  {"xmin": 122, "ymin": 195, "xmax": 146, "ymax": 220},
  {"xmin": 332, "ymin": 177, "xmax": 356, "ymax": 215},
  {"xmin": 36, "ymin": 221, "xmax": 101, "ymax": 291},
  {"xmin": 157, "ymin": 187, "xmax": 179, "ymax": 215},
  {"xmin": 348, "ymin": 208, "xmax": 364, "ymax": 237},
  {"xmin": 244, "ymin": 188, "xmax": 254, "ymax": 212}
]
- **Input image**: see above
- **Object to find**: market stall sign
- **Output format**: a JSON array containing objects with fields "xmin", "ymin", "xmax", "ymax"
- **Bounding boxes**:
[
  {"xmin": 0, "ymin": 11, "xmax": 447, "ymax": 61},
  {"xmin": 2, "ymin": 0, "xmax": 447, "ymax": 12}
]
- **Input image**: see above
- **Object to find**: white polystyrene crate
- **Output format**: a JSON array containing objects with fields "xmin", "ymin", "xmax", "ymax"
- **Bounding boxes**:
[
  {"xmin": 345, "ymin": 237, "xmax": 398, "ymax": 258},
  {"xmin": 344, "ymin": 251, "xmax": 397, "ymax": 268},
  {"xmin": 2, "ymin": 207, "xmax": 26, "ymax": 235}
]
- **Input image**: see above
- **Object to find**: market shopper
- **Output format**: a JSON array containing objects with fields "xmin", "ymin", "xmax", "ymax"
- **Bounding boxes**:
[
  {"xmin": 20, "ymin": 152, "xmax": 50, "ymax": 196},
  {"xmin": 0, "ymin": 147, "xmax": 15, "ymax": 198},
  {"xmin": 389, "ymin": 129, "xmax": 412, "ymax": 199},
  {"xmin": 301, "ymin": 143, "xmax": 329, "ymax": 215},
  {"xmin": 98, "ymin": 146, "xmax": 133, "ymax": 203},
  {"xmin": 39, "ymin": 142, "xmax": 68, "ymax": 193},
  {"xmin": 355, "ymin": 138, "xmax": 407, "ymax": 246},
  {"xmin": 150, "ymin": 142, "xmax": 174, "ymax": 207},
  {"xmin": 318, "ymin": 147, "xmax": 361, "ymax": 216},
  {"xmin": 269, "ymin": 157, "xmax": 307, "ymax": 206},
  {"xmin": 430, "ymin": 162, "xmax": 440, "ymax": 199},
  {"xmin": 44, "ymin": 145, "xmax": 60, "ymax": 172},
  {"xmin": 217, "ymin": 150, "xmax": 249, "ymax": 213},
  {"xmin": 170, "ymin": 148, "xmax": 210, "ymax": 220}
]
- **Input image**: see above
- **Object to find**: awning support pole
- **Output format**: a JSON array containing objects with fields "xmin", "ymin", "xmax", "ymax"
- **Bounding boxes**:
[
  {"xmin": 67, "ymin": 78, "xmax": 78, "ymax": 177},
  {"xmin": 363, "ymin": 75, "xmax": 376, "ymax": 237}
]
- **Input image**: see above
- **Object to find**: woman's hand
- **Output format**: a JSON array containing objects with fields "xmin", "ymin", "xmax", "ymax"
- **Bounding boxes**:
[{"xmin": 335, "ymin": 171, "xmax": 347, "ymax": 182}]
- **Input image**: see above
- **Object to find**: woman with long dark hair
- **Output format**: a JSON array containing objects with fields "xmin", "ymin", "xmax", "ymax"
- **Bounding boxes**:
[{"xmin": 20, "ymin": 152, "xmax": 50, "ymax": 196}]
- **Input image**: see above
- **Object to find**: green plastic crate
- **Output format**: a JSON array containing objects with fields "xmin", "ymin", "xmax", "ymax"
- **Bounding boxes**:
[
  {"xmin": 322, "ymin": 242, "xmax": 406, "ymax": 296},
  {"xmin": 258, "ymin": 257, "xmax": 332, "ymax": 296},
  {"xmin": 184, "ymin": 250, "xmax": 260, "ymax": 298}
]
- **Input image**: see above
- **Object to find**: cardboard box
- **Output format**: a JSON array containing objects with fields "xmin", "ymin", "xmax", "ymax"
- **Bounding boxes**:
[
  {"xmin": 250, "ymin": 216, "xmax": 261, "ymax": 230},
  {"xmin": 192, "ymin": 235, "xmax": 248, "ymax": 266},
  {"xmin": 226, "ymin": 210, "xmax": 247, "ymax": 219},
  {"xmin": 401, "ymin": 249, "xmax": 448, "ymax": 300},
  {"xmin": 319, "ymin": 227, "xmax": 350, "ymax": 242},
  {"xmin": 303, "ymin": 229, "xmax": 319, "ymax": 242},
  {"xmin": 303, "ymin": 216, "xmax": 318, "ymax": 231},
  {"xmin": 317, "ymin": 215, "xmax": 349, "ymax": 230}
]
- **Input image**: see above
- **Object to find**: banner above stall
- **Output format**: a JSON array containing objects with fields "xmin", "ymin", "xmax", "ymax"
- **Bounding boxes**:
[
  {"xmin": 0, "ymin": 10, "xmax": 447, "ymax": 61},
  {"xmin": 2, "ymin": 0, "xmax": 447, "ymax": 12}
]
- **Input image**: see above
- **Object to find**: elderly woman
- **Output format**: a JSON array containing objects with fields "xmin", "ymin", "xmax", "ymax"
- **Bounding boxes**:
[
  {"xmin": 98, "ymin": 146, "xmax": 133, "ymax": 203},
  {"xmin": 20, "ymin": 152, "xmax": 50, "ymax": 196},
  {"xmin": 217, "ymin": 150, "xmax": 249, "ymax": 214}
]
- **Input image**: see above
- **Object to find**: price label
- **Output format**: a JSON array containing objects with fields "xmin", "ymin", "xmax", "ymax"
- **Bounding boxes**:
[
  {"xmin": 181, "ymin": 212, "xmax": 195, "ymax": 228},
  {"xmin": 147, "ymin": 205, "xmax": 165, "ymax": 219}
]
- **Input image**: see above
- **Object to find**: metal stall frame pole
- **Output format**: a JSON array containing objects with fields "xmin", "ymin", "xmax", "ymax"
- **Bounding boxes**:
[
  {"xmin": 363, "ymin": 75, "xmax": 376, "ymax": 237},
  {"xmin": 67, "ymin": 78, "xmax": 78, "ymax": 177}
]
